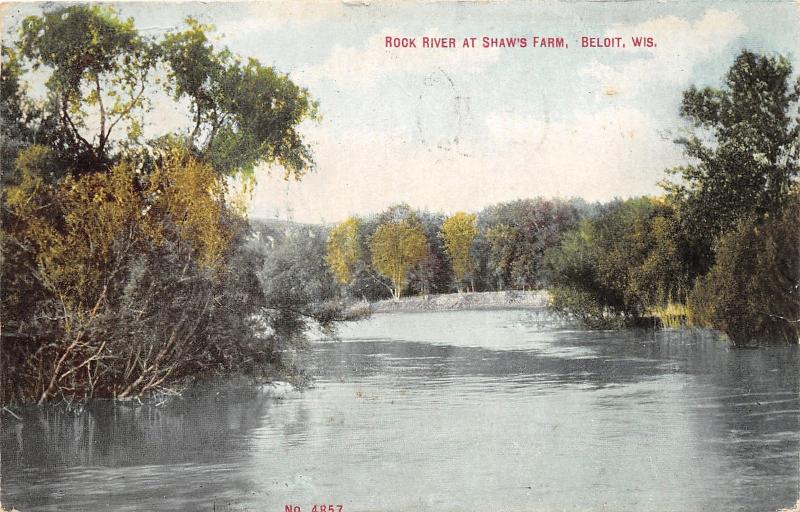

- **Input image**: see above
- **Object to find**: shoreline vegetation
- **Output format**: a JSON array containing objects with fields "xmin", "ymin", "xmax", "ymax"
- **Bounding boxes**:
[
  {"xmin": 0, "ymin": 5, "xmax": 798, "ymax": 406},
  {"xmin": 350, "ymin": 290, "xmax": 689, "ymax": 330}
]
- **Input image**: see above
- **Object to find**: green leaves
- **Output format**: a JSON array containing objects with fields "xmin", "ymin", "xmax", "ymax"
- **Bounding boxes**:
[
  {"xmin": 13, "ymin": 7, "xmax": 318, "ymax": 179},
  {"xmin": 19, "ymin": 5, "xmax": 147, "ymax": 92},
  {"xmin": 16, "ymin": 5, "xmax": 155, "ymax": 172},
  {"xmin": 162, "ymin": 19, "xmax": 318, "ymax": 178},
  {"xmin": 544, "ymin": 197, "xmax": 691, "ymax": 325},
  {"xmin": 668, "ymin": 50, "xmax": 799, "ymax": 247}
]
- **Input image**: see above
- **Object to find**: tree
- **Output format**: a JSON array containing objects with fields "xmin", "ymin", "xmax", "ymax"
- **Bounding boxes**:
[
  {"xmin": 475, "ymin": 198, "xmax": 582, "ymax": 291},
  {"xmin": 161, "ymin": 18, "xmax": 318, "ymax": 178},
  {"xmin": 13, "ymin": 5, "xmax": 318, "ymax": 178},
  {"xmin": 257, "ymin": 226, "xmax": 346, "ymax": 362},
  {"xmin": 663, "ymin": 50, "xmax": 800, "ymax": 273},
  {"xmin": 325, "ymin": 217, "xmax": 363, "ymax": 285},
  {"xmin": 1, "ymin": 6, "xmax": 327, "ymax": 404},
  {"xmin": 441, "ymin": 212, "xmax": 477, "ymax": 292},
  {"xmin": 369, "ymin": 221, "xmax": 428, "ymax": 299},
  {"xmin": 408, "ymin": 247, "xmax": 442, "ymax": 297},
  {"xmin": 1, "ymin": 149, "xmax": 266, "ymax": 404},
  {"xmin": 409, "ymin": 209, "xmax": 450, "ymax": 296},
  {"xmin": 18, "ymin": 5, "xmax": 156, "ymax": 172},
  {"xmin": 1, "ymin": 46, "xmax": 33, "ymax": 181}
]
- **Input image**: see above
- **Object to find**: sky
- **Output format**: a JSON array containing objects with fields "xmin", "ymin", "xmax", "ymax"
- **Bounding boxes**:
[{"xmin": 2, "ymin": 1, "xmax": 800, "ymax": 223}]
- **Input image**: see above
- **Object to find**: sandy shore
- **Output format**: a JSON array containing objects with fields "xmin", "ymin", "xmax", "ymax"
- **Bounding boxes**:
[{"xmin": 363, "ymin": 290, "xmax": 550, "ymax": 314}]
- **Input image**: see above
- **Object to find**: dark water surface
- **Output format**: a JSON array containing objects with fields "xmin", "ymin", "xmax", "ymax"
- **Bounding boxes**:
[{"xmin": 2, "ymin": 310, "xmax": 799, "ymax": 511}]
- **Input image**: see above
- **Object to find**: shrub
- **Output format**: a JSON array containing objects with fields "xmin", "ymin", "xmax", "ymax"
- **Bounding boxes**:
[{"xmin": 689, "ymin": 196, "xmax": 800, "ymax": 345}]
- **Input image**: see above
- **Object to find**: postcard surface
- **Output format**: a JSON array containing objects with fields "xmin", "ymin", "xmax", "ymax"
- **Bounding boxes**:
[{"xmin": 1, "ymin": 1, "xmax": 799, "ymax": 511}]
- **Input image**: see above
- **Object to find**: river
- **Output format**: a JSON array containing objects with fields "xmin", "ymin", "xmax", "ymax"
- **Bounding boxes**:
[{"xmin": 2, "ymin": 310, "xmax": 798, "ymax": 511}]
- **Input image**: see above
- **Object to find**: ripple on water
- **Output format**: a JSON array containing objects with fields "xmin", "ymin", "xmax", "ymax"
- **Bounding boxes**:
[{"xmin": 2, "ymin": 310, "xmax": 798, "ymax": 512}]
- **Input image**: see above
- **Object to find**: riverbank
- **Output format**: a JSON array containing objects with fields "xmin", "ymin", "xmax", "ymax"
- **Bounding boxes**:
[{"xmin": 360, "ymin": 290, "xmax": 550, "ymax": 314}]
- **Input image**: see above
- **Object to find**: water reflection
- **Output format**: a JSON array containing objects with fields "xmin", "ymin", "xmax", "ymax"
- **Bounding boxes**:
[{"xmin": 2, "ymin": 310, "xmax": 798, "ymax": 511}]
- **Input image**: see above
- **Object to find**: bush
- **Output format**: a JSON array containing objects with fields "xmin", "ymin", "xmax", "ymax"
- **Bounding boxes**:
[
  {"xmin": 548, "ymin": 287, "xmax": 622, "ymax": 329},
  {"xmin": 689, "ymin": 197, "xmax": 800, "ymax": 345},
  {"xmin": 544, "ymin": 197, "xmax": 691, "ymax": 327}
]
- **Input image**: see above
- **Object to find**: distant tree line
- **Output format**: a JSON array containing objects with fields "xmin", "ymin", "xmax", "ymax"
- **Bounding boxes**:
[
  {"xmin": 323, "ymin": 199, "xmax": 587, "ymax": 301},
  {"xmin": 322, "ymin": 50, "xmax": 799, "ymax": 347}
]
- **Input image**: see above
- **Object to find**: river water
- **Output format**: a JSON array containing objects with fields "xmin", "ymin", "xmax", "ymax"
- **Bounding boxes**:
[{"xmin": 2, "ymin": 310, "xmax": 799, "ymax": 511}]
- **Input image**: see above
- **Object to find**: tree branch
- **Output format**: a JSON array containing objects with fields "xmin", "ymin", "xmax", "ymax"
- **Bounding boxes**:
[{"xmin": 95, "ymin": 75, "xmax": 106, "ymax": 151}]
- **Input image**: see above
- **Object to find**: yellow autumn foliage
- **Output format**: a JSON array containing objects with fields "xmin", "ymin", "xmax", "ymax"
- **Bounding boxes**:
[
  {"xmin": 325, "ymin": 216, "xmax": 362, "ymax": 284},
  {"xmin": 148, "ymin": 149, "xmax": 233, "ymax": 269},
  {"xmin": 4, "ymin": 149, "xmax": 234, "ymax": 321},
  {"xmin": 370, "ymin": 220, "xmax": 428, "ymax": 299},
  {"xmin": 441, "ymin": 212, "xmax": 477, "ymax": 290}
]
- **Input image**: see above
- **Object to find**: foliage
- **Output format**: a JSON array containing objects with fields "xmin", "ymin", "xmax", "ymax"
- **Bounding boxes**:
[
  {"xmin": 254, "ymin": 225, "xmax": 349, "ymax": 367},
  {"xmin": 1, "ymin": 46, "xmax": 33, "ymax": 181},
  {"xmin": 545, "ymin": 50, "xmax": 799, "ymax": 342},
  {"xmin": 334, "ymin": 204, "xmax": 448, "ymax": 301},
  {"xmin": 407, "ymin": 208, "xmax": 450, "ymax": 296},
  {"xmin": 548, "ymin": 287, "xmax": 621, "ymax": 329},
  {"xmin": 475, "ymin": 198, "xmax": 583, "ymax": 291},
  {"xmin": 663, "ymin": 50, "xmax": 800, "ymax": 273},
  {"xmin": 647, "ymin": 302, "xmax": 690, "ymax": 329},
  {"xmin": 369, "ymin": 220, "xmax": 428, "ymax": 299},
  {"xmin": 688, "ymin": 194, "xmax": 800, "ymax": 345},
  {"xmin": 441, "ymin": 212, "xmax": 477, "ymax": 292},
  {"xmin": 325, "ymin": 216, "xmax": 362, "ymax": 285},
  {"xmin": 0, "ymin": 150, "xmax": 301, "ymax": 405},
  {"xmin": 18, "ymin": 5, "xmax": 155, "ymax": 172},
  {"xmin": 12, "ymin": 5, "xmax": 318, "ymax": 178},
  {"xmin": 544, "ymin": 198, "xmax": 691, "ymax": 325},
  {"xmin": 160, "ymin": 18, "xmax": 318, "ymax": 178},
  {"xmin": 1, "ymin": 6, "xmax": 328, "ymax": 405}
]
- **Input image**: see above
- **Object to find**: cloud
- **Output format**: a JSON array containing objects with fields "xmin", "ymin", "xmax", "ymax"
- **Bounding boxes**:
[
  {"xmin": 482, "ymin": 108, "xmax": 680, "ymax": 199},
  {"xmin": 216, "ymin": 1, "xmax": 346, "ymax": 34},
  {"xmin": 296, "ymin": 29, "xmax": 500, "ymax": 87},
  {"xmin": 579, "ymin": 9, "xmax": 747, "ymax": 98},
  {"xmin": 248, "ymin": 107, "xmax": 683, "ymax": 223}
]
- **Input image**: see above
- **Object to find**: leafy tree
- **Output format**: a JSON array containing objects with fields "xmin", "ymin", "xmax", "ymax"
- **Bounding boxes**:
[
  {"xmin": 409, "ymin": 209, "xmax": 450, "ymax": 295},
  {"xmin": 663, "ymin": 50, "xmax": 800, "ymax": 273},
  {"xmin": 256, "ymin": 226, "xmax": 346, "ymax": 366},
  {"xmin": 475, "ymin": 198, "xmax": 582, "ymax": 291},
  {"xmin": 343, "ymin": 204, "xmax": 450, "ymax": 300},
  {"xmin": 325, "ymin": 217, "xmax": 363, "ymax": 285},
  {"xmin": 334, "ymin": 214, "xmax": 392, "ymax": 302},
  {"xmin": 17, "ymin": 5, "xmax": 156, "ymax": 172},
  {"xmin": 13, "ymin": 5, "xmax": 318, "ymax": 178},
  {"xmin": 1, "ymin": 6, "xmax": 326, "ymax": 404},
  {"xmin": 441, "ymin": 212, "xmax": 477, "ymax": 292},
  {"xmin": 482, "ymin": 223, "xmax": 515, "ymax": 290},
  {"xmin": 1, "ymin": 46, "xmax": 31, "ymax": 180},
  {"xmin": 369, "ymin": 220, "xmax": 428, "ymax": 299},
  {"xmin": 1, "ymin": 149, "xmax": 271, "ymax": 404},
  {"xmin": 544, "ymin": 197, "xmax": 691, "ymax": 326},
  {"xmin": 160, "ymin": 18, "xmax": 318, "ymax": 178},
  {"xmin": 408, "ymin": 246, "xmax": 443, "ymax": 297}
]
